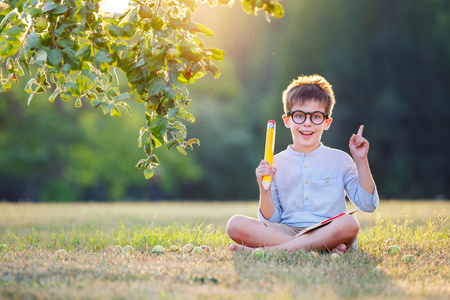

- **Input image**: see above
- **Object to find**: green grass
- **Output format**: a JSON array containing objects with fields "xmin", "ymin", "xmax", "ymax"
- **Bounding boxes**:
[{"xmin": 0, "ymin": 201, "xmax": 449, "ymax": 299}]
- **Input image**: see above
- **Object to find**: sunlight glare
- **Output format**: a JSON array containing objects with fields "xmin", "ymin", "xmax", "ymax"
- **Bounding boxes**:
[{"xmin": 102, "ymin": 0, "xmax": 130, "ymax": 14}]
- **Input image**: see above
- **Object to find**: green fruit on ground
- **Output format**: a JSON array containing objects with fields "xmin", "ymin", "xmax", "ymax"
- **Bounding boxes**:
[
  {"xmin": 251, "ymin": 248, "xmax": 267, "ymax": 258},
  {"xmin": 308, "ymin": 251, "xmax": 319, "ymax": 258},
  {"xmin": 122, "ymin": 245, "xmax": 134, "ymax": 255},
  {"xmin": 55, "ymin": 249, "xmax": 68, "ymax": 258},
  {"xmin": 35, "ymin": 16, "xmax": 48, "ymax": 31},
  {"xmin": 168, "ymin": 246, "xmax": 181, "ymax": 252},
  {"xmin": 181, "ymin": 244, "xmax": 195, "ymax": 253},
  {"xmin": 402, "ymin": 254, "xmax": 417, "ymax": 263},
  {"xmin": 200, "ymin": 245, "xmax": 211, "ymax": 252},
  {"xmin": 151, "ymin": 245, "xmax": 165, "ymax": 254},
  {"xmin": 330, "ymin": 253, "xmax": 340, "ymax": 260},
  {"xmin": 373, "ymin": 266, "xmax": 387, "ymax": 275},
  {"xmin": 192, "ymin": 247, "xmax": 204, "ymax": 254},
  {"xmin": 387, "ymin": 245, "xmax": 401, "ymax": 255},
  {"xmin": 139, "ymin": 5, "xmax": 152, "ymax": 18}
]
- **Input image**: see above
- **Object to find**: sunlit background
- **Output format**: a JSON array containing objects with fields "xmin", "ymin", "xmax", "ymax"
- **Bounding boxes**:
[
  {"xmin": 1, "ymin": 1, "xmax": 449, "ymax": 202},
  {"xmin": 101, "ymin": 0, "xmax": 129, "ymax": 14}
]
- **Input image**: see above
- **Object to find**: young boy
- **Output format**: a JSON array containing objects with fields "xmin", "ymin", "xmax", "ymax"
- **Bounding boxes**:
[{"xmin": 226, "ymin": 74, "xmax": 379, "ymax": 254}]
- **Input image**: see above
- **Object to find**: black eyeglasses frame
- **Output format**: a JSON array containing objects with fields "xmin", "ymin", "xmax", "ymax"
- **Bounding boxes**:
[{"xmin": 286, "ymin": 110, "xmax": 329, "ymax": 125}]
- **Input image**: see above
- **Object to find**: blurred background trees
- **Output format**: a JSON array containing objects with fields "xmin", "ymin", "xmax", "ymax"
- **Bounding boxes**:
[{"xmin": 1, "ymin": 0, "xmax": 449, "ymax": 201}]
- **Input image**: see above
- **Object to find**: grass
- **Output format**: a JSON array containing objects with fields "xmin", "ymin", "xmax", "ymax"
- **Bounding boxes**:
[{"xmin": 0, "ymin": 200, "xmax": 449, "ymax": 299}]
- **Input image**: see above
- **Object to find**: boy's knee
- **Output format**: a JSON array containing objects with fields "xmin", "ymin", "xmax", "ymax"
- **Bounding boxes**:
[
  {"xmin": 344, "ymin": 215, "xmax": 360, "ymax": 237},
  {"xmin": 226, "ymin": 215, "xmax": 252, "ymax": 240},
  {"xmin": 336, "ymin": 215, "xmax": 360, "ymax": 239},
  {"xmin": 226, "ymin": 215, "xmax": 242, "ymax": 236}
]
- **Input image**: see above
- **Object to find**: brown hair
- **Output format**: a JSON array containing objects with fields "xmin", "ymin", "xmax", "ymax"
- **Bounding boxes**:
[{"xmin": 282, "ymin": 74, "xmax": 336, "ymax": 116}]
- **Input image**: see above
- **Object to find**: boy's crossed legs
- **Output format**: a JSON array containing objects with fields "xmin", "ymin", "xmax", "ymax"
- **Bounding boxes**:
[{"xmin": 226, "ymin": 214, "xmax": 359, "ymax": 254}]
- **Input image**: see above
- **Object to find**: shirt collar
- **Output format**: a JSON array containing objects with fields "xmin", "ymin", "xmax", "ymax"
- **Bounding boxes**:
[{"xmin": 286, "ymin": 143, "xmax": 324, "ymax": 157}]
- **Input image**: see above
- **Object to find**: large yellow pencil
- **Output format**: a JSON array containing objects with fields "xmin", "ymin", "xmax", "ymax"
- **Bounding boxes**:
[{"xmin": 262, "ymin": 120, "xmax": 276, "ymax": 192}]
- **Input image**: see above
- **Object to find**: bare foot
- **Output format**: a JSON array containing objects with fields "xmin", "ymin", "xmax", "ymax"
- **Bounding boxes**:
[
  {"xmin": 229, "ymin": 244, "xmax": 255, "ymax": 253},
  {"xmin": 332, "ymin": 244, "xmax": 347, "ymax": 255}
]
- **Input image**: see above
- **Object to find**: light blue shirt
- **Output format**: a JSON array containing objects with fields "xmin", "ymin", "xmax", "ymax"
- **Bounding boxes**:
[{"xmin": 258, "ymin": 143, "xmax": 379, "ymax": 228}]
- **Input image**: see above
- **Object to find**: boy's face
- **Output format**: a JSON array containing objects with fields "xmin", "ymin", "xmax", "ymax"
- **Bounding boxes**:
[{"xmin": 282, "ymin": 100, "xmax": 333, "ymax": 154}]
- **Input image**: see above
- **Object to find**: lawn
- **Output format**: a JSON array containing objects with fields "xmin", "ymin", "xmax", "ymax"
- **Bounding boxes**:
[{"xmin": 0, "ymin": 200, "xmax": 449, "ymax": 299}]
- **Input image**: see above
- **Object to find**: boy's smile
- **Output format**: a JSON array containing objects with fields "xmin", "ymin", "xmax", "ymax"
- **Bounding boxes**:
[{"xmin": 282, "ymin": 100, "xmax": 333, "ymax": 154}]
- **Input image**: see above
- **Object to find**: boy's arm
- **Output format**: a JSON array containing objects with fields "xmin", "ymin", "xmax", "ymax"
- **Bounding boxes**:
[
  {"xmin": 256, "ymin": 160, "xmax": 277, "ymax": 219},
  {"xmin": 349, "ymin": 125, "xmax": 375, "ymax": 194}
]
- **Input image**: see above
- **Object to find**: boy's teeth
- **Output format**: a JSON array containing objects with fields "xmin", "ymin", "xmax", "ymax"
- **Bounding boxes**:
[{"xmin": 300, "ymin": 131, "xmax": 313, "ymax": 135}]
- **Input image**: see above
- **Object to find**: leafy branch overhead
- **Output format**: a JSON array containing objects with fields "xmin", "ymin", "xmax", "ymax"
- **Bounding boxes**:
[{"xmin": 0, "ymin": 0, "xmax": 284, "ymax": 179}]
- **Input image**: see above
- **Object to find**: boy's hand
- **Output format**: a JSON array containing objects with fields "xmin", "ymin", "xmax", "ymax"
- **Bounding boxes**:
[
  {"xmin": 255, "ymin": 160, "xmax": 276, "ymax": 189},
  {"xmin": 349, "ymin": 125, "xmax": 369, "ymax": 161}
]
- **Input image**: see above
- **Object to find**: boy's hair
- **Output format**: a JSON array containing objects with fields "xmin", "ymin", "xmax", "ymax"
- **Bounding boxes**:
[{"xmin": 282, "ymin": 74, "xmax": 336, "ymax": 116}]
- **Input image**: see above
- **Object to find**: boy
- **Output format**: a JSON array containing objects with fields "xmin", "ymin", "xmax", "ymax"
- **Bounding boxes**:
[{"xmin": 226, "ymin": 74, "xmax": 379, "ymax": 254}]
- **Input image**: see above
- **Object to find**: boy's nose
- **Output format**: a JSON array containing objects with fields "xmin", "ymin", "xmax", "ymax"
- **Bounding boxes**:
[{"xmin": 303, "ymin": 115, "xmax": 314, "ymax": 125}]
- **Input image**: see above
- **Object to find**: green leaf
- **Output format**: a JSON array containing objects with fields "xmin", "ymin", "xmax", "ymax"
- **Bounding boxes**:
[
  {"xmin": 50, "ymin": 4, "xmax": 69, "ymax": 15},
  {"xmin": 107, "ymin": 24, "xmax": 123, "ymax": 37},
  {"xmin": 144, "ymin": 168, "xmax": 154, "ymax": 179},
  {"xmin": 151, "ymin": 15, "xmax": 164, "ymax": 31},
  {"xmin": 49, "ymin": 88, "xmax": 60, "ymax": 103},
  {"xmin": 48, "ymin": 48, "xmax": 63, "ymax": 66},
  {"xmin": 191, "ymin": 23, "xmax": 215, "ymax": 37},
  {"xmin": 272, "ymin": 3, "xmax": 285, "ymax": 18},
  {"xmin": 148, "ymin": 77, "xmax": 166, "ymax": 95},
  {"xmin": 75, "ymin": 44, "xmax": 91, "ymax": 59},
  {"xmin": 94, "ymin": 49, "xmax": 113, "ymax": 64},
  {"xmin": 110, "ymin": 106, "xmax": 121, "ymax": 117},
  {"xmin": 206, "ymin": 48, "xmax": 225, "ymax": 61},
  {"xmin": 42, "ymin": 2, "xmax": 57, "ymax": 13},
  {"xmin": 180, "ymin": 50, "xmax": 203, "ymax": 62},
  {"xmin": 113, "ymin": 92, "xmax": 131, "ymax": 101},
  {"xmin": 35, "ymin": 50, "xmax": 47, "ymax": 62},
  {"xmin": 26, "ymin": 31, "xmax": 40, "ymax": 49},
  {"xmin": 150, "ymin": 115, "xmax": 169, "ymax": 137},
  {"xmin": 176, "ymin": 145, "xmax": 187, "ymax": 155}
]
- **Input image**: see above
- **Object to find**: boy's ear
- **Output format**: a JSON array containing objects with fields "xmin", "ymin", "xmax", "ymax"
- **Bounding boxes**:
[
  {"xmin": 282, "ymin": 114, "xmax": 290, "ymax": 128},
  {"xmin": 324, "ymin": 117, "xmax": 333, "ymax": 130}
]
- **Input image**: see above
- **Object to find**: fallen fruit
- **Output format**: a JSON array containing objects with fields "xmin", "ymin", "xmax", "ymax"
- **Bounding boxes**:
[
  {"xmin": 122, "ymin": 245, "xmax": 134, "ymax": 255},
  {"xmin": 55, "ymin": 249, "xmax": 68, "ymax": 257},
  {"xmin": 192, "ymin": 247, "xmax": 204, "ymax": 254},
  {"xmin": 181, "ymin": 244, "xmax": 195, "ymax": 253},
  {"xmin": 251, "ymin": 248, "xmax": 267, "ymax": 258},
  {"xmin": 308, "ymin": 251, "xmax": 319, "ymax": 258},
  {"xmin": 151, "ymin": 245, "xmax": 165, "ymax": 254},
  {"xmin": 200, "ymin": 245, "xmax": 211, "ymax": 252},
  {"xmin": 330, "ymin": 253, "xmax": 340, "ymax": 260},
  {"xmin": 402, "ymin": 254, "xmax": 417, "ymax": 263},
  {"xmin": 168, "ymin": 246, "xmax": 181, "ymax": 252},
  {"xmin": 387, "ymin": 245, "xmax": 401, "ymax": 255}
]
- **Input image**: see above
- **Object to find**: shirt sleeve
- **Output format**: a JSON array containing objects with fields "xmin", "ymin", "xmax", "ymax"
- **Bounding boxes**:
[
  {"xmin": 343, "ymin": 156, "xmax": 379, "ymax": 213},
  {"xmin": 257, "ymin": 177, "xmax": 283, "ymax": 223}
]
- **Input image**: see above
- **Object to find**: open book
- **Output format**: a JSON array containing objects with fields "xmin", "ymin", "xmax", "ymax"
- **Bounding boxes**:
[{"xmin": 294, "ymin": 207, "xmax": 360, "ymax": 237}]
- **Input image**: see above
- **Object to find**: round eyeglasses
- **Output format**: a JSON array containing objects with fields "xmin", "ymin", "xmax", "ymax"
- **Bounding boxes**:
[{"xmin": 286, "ymin": 110, "xmax": 329, "ymax": 125}]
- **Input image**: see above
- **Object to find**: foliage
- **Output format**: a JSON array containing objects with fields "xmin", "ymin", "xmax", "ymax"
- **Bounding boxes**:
[{"xmin": 0, "ymin": 0, "xmax": 284, "ymax": 179}]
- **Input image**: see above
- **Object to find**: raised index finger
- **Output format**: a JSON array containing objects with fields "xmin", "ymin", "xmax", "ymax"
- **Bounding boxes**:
[{"xmin": 357, "ymin": 125, "xmax": 364, "ymax": 136}]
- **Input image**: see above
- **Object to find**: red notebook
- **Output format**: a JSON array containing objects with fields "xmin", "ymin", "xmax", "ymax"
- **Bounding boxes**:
[{"xmin": 294, "ymin": 207, "xmax": 359, "ymax": 237}]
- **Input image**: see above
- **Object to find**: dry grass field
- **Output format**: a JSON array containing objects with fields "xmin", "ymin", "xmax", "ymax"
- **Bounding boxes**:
[{"xmin": 0, "ymin": 200, "xmax": 449, "ymax": 299}]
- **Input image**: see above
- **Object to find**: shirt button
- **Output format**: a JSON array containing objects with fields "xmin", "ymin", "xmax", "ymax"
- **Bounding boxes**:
[
  {"xmin": 326, "ymin": 178, "xmax": 330, "ymax": 182},
  {"xmin": 304, "ymin": 165, "xmax": 307, "ymax": 169},
  {"xmin": 305, "ymin": 196, "xmax": 309, "ymax": 200},
  {"xmin": 304, "ymin": 180, "xmax": 308, "ymax": 184}
]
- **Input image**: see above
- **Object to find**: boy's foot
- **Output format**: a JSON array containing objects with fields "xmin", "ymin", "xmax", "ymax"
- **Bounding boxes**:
[
  {"xmin": 332, "ymin": 244, "xmax": 346, "ymax": 255},
  {"xmin": 229, "ymin": 244, "xmax": 255, "ymax": 253}
]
